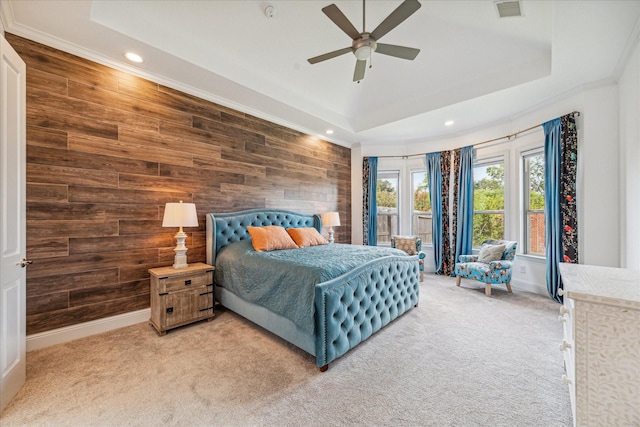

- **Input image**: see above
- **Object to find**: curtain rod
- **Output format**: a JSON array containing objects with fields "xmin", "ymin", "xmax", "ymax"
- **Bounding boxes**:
[{"xmin": 375, "ymin": 111, "xmax": 580, "ymax": 159}]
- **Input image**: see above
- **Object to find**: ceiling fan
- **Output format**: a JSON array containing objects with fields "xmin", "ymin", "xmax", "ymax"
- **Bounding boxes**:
[{"xmin": 307, "ymin": 0, "xmax": 421, "ymax": 83}]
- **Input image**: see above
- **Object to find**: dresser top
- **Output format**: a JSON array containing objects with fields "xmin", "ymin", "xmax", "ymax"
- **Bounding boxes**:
[{"xmin": 559, "ymin": 263, "xmax": 640, "ymax": 309}]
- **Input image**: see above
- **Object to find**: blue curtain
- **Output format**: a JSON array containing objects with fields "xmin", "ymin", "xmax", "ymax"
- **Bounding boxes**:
[
  {"xmin": 543, "ymin": 118, "xmax": 563, "ymax": 302},
  {"xmin": 455, "ymin": 145, "xmax": 474, "ymax": 267},
  {"xmin": 426, "ymin": 152, "xmax": 443, "ymax": 273},
  {"xmin": 362, "ymin": 156, "xmax": 378, "ymax": 246}
]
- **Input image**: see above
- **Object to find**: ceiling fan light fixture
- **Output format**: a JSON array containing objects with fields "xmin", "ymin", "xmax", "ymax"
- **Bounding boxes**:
[
  {"xmin": 355, "ymin": 45, "xmax": 373, "ymax": 60},
  {"xmin": 353, "ymin": 35, "xmax": 377, "ymax": 60}
]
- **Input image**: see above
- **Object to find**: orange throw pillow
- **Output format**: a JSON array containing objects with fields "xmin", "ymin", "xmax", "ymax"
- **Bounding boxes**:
[
  {"xmin": 286, "ymin": 227, "xmax": 328, "ymax": 247},
  {"xmin": 247, "ymin": 226, "xmax": 299, "ymax": 252}
]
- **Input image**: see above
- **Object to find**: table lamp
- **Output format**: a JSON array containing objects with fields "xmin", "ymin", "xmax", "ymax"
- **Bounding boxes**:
[
  {"xmin": 322, "ymin": 212, "xmax": 341, "ymax": 244},
  {"xmin": 162, "ymin": 201, "xmax": 199, "ymax": 268}
]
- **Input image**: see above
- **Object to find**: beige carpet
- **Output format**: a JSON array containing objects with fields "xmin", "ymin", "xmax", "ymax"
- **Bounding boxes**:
[{"xmin": 1, "ymin": 275, "xmax": 572, "ymax": 426}]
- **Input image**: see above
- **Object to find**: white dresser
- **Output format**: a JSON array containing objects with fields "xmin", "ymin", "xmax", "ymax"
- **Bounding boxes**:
[{"xmin": 558, "ymin": 264, "xmax": 640, "ymax": 427}]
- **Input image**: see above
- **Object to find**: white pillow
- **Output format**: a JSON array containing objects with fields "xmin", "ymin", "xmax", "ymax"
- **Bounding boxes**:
[{"xmin": 478, "ymin": 244, "xmax": 506, "ymax": 263}]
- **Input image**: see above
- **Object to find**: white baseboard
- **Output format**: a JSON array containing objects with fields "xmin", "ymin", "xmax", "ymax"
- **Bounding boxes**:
[
  {"xmin": 511, "ymin": 278, "xmax": 548, "ymax": 296},
  {"xmin": 26, "ymin": 308, "xmax": 150, "ymax": 352}
]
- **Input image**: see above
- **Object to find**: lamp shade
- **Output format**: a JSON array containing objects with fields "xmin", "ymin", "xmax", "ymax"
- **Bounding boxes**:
[
  {"xmin": 162, "ymin": 202, "xmax": 199, "ymax": 227},
  {"xmin": 322, "ymin": 212, "xmax": 341, "ymax": 227}
]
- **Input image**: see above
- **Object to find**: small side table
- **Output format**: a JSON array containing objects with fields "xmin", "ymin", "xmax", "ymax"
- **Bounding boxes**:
[{"xmin": 148, "ymin": 262, "xmax": 214, "ymax": 335}]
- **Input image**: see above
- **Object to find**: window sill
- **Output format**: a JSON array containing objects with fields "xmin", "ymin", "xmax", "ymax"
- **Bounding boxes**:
[{"xmin": 517, "ymin": 253, "xmax": 546, "ymax": 263}]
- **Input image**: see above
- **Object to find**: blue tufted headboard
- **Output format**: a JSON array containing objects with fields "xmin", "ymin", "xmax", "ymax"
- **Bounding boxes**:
[{"xmin": 206, "ymin": 209, "xmax": 322, "ymax": 265}]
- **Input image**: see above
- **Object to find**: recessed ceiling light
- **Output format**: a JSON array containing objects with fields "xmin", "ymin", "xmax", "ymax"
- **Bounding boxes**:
[
  {"xmin": 124, "ymin": 52, "xmax": 143, "ymax": 63},
  {"xmin": 445, "ymin": 120, "xmax": 455, "ymax": 126},
  {"xmin": 326, "ymin": 129, "xmax": 334, "ymax": 135}
]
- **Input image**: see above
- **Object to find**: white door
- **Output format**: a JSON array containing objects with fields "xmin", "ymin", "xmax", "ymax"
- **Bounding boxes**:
[{"xmin": 0, "ymin": 33, "xmax": 27, "ymax": 412}]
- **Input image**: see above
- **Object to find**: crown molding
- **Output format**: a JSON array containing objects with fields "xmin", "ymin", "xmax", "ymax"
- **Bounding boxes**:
[{"xmin": 0, "ymin": 0, "xmax": 14, "ymax": 35}]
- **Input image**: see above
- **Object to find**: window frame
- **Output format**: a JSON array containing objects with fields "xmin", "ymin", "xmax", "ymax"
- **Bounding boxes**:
[
  {"xmin": 410, "ymin": 168, "xmax": 431, "ymax": 245},
  {"xmin": 522, "ymin": 147, "xmax": 546, "ymax": 257},
  {"xmin": 375, "ymin": 169, "xmax": 400, "ymax": 246}
]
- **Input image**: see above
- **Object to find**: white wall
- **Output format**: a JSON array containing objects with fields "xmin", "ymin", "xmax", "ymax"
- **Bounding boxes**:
[
  {"xmin": 351, "ymin": 143, "xmax": 364, "ymax": 246},
  {"xmin": 353, "ymin": 80, "xmax": 634, "ymax": 295},
  {"xmin": 619, "ymin": 41, "xmax": 640, "ymax": 269}
]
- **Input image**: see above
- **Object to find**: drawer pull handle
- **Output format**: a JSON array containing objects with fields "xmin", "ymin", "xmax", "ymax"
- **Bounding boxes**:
[
  {"xmin": 559, "ymin": 306, "xmax": 570, "ymax": 316},
  {"xmin": 199, "ymin": 307, "xmax": 214, "ymax": 312},
  {"xmin": 559, "ymin": 340, "xmax": 572, "ymax": 351},
  {"xmin": 166, "ymin": 307, "xmax": 174, "ymax": 314},
  {"xmin": 558, "ymin": 315, "xmax": 566, "ymax": 323},
  {"xmin": 561, "ymin": 375, "xmax": 572, "ymax": 385},
  {"xmin": 185, "ymin": 279, "xmax": 192, "ymax": 286},
  {"xmin": 200, "ymin": 291, "xmax": 213, "ymax": 296},
  {"xmin": 558, "ymin": 288, "xmax": 564, "ymax": 297}
]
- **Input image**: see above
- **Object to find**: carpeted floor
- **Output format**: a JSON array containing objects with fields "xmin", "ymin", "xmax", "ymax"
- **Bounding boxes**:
[{"xmin": 1, "ymin": 275, "xmax": 572, "ymax": 426}]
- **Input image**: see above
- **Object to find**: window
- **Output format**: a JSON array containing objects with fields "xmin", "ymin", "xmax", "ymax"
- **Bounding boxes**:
[
  {"xmin": 523, "ymin": 150, "xmax": 545, "ymax": 255},
  {"xmin": 376, "ymin": 170, "xmax": 399, "ymax": 245},
  {"xmin": 473, "ymin": 159, "xmax": 505, "ymax": 246},
  {"xmin": 411, "ymin": 170, "xmax": 432, "ymax": 244}
]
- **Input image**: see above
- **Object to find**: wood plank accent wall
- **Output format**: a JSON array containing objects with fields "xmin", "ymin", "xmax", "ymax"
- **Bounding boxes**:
[{"xmin": 6, "ymin": 34, "xmax": 352, "ymax": 335}]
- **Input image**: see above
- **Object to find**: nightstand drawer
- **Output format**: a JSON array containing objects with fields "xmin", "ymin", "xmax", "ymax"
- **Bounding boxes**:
[{"xmin": 158, "ymin": 271, "xmax": 212, "ymax": 293}]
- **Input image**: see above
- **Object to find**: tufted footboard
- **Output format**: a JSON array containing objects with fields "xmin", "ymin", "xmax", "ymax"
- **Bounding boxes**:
[{"xmin": 314, "ymin": 255, "xmax": 420, "ymax": 369}]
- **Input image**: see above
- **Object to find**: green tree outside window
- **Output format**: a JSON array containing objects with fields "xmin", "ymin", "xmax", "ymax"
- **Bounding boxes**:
[{"xmin": 473, "ymin": 163, "xmax": 505, "ymax": 246}]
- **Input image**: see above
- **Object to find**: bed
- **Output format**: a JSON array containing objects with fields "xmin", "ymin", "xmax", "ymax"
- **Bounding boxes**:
[{"xmin": 205, "ymin": 209, "xmax": 420, "ymax": 371}]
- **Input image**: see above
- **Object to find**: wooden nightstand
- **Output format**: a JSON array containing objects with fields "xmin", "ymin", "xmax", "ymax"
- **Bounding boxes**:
[{"xmin": 148, "ymin": 262, "xmax": 215, "ymax": 335}]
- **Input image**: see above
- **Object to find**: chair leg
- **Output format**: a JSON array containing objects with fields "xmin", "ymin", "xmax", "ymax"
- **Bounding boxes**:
[
  {"xmin": 506, "ymin": 281, "xmax": 512, "ymax": 293},
  {"xmin": 420, "ymin": 271, "xmax": 424, "ymax": 282},
  {"xmin": 485, "ymin": 283, "xmax": 491, "ymax": 296},
  {"xmin": 456, "ymin": 276, "xmax": 461, "ymax": 287}
]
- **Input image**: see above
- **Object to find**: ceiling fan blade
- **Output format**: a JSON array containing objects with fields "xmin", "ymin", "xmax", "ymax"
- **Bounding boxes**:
[
  {"xmin": 308, "ymin": 47, "xmax": 352, "ymax": 64},
  {"xmin": 376, "ymin": 43, "xmax": 420, "ymax": 60},
  {"xmin": 370, "ymin": 0, "xmax": 421, "ymax": 41},
  {"xmin": 353, "ymin": 59, "xmax": 366, "ymax": 82},
  {"xmin": 322, "ymin": 4, "xmax": 361, "ymax": 40}
]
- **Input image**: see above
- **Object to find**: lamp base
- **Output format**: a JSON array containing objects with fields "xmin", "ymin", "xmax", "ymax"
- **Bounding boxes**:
[
  {"xmin": 328, "ymin": 226, "xmax": 335, "ymax": 244},
  {"xmin": 172, "ymin": 229, "xmax": 189, "ymax": 269},
  {"xmin": 173, "ymin": 254, "xmax": 188, "ymax": 269}
]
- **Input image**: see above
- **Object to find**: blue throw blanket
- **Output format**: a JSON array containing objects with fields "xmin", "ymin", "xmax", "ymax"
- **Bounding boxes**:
[{"xmin": 214, "ymin": 240, "xmax": 409, "ymax": 335}]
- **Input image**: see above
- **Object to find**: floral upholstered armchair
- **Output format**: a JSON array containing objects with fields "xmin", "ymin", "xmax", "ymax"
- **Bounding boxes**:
[
  {"xmin": 391, "ymin": 235, "xmax": 425, "ymax": 282},
  {"xmin": 453, "ymin": 240, "xmax": 517, "ymax": 296}
]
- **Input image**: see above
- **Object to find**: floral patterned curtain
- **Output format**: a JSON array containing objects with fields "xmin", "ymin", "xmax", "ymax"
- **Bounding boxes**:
[
  {"xmin": 439, "ymin": 150, "xmax": 460, "ymax": 276},
  {"xmin": 561, "ymin": 115, "xmax": 579, "ymax": 264},
  {"xmin": 362, "ymin": 157, "xmax": 378, "ymax": 246},
  {"xmin": 544, "ymin": 113, "xmax": 579, "ymax": 302}
]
